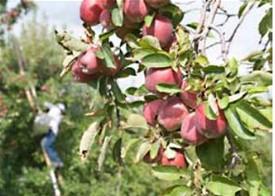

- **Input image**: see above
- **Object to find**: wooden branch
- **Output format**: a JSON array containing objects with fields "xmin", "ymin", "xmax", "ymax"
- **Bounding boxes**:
[{"xmin": 11, "ymin": 36, "xmax": 40, "ymax": 112}]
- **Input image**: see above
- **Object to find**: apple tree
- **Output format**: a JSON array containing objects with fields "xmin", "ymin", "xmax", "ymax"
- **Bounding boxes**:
[{"xmin": 55, "ymin": 0, "xmax": 272, "ymax": 195}]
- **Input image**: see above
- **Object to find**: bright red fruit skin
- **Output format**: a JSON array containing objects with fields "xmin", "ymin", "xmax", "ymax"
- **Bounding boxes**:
[
  {"xmin": 102, "ymin": 0, "xmax": 116, "ymax": 9},
  {"xmin": 158, "ymin": 97, "xmax": 188, "ymax": 131},
  {"xmin": 145, "ymin": 68, "xmax": 182, "ymax": 94},
  {"xmin": 72, "ymin": 60, "xmax": 97, "ymax": 83},
  {"xmin": 79, "ymin": 47, "xmax": 101, "ymax": 75},
  {"xmin": 180, "ymin": 113, "xmax": 207, "ymax": 145},
  {"xmin": 195, "ymin": 103, "xmax": 227, "ymax": 138},
  {"xmin": 145, "ymin": 0, "xmax": 169, "ymax": 8},
  {"xmin": 143, "ymin": 15, "xmax": 174, "ymax": 48},
  {"xmin": 180, "ymin": 80, "xmax": 198, "ymax": 109},
  {"xmin": 143, "ymin": 99, "xmax": 164, "ymax": 126},
  {"xmin": 80, "ymin": 0, "xmax": 104, "ymax": 25},
  {"xmin": 160, "ymin": 150, "xmax": 187, "ymax": 168},
  {"xmin": 123, "ymin": 0, "xmax": 148, "ymax": 23}
]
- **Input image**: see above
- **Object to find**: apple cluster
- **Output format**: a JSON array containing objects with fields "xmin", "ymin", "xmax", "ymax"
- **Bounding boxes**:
[
  {"xmin": 71, "ymin": 45, "xmax": 122, "ymax": 82},
  {"xmin": 144, "ymin": 74, "xmax": 227, "ymax": 138},
  {"xmin": 143, "ymin": 74, "xmax": 227, "ymax": 167},
  {"xmin": 77, "ymin": 0, "xmax": 228, "ymax": 168}
]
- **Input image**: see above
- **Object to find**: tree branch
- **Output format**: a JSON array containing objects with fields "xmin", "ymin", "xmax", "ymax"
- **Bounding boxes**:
[
  {"xmin": 194, "ymin": 0, "xmax": 221, "ymax": 54},
  {"xmin": 226, "ymin": 132, "xmax": 241, "ymax": 169},
  {"xmin": 224, "ymin": 1, "xmax": 256, "ymax": 55}
]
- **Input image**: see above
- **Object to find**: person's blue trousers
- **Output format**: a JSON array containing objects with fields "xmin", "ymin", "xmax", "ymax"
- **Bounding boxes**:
[{"xmin": 41, "ymin": 129, "xmax": 63, "ymax": 168}]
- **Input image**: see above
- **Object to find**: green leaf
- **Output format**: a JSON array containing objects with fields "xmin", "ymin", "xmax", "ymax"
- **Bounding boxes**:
[
  {"xmin": 206, "ymin": 176, "xmax": 242, "ymax": 196},
  {"xmin": 125, "ymin": 113, "xmax": 148, "ymax": 130},
  {"xmin": 121, "ymin": 138, "xmax": 139, "ymax": 159},
  {"xmin": 259, "ymin": 107, "xmax": 272, "ymax": 122},
  {"xmin": 224, "ymin": 106, "xmax": 256, "ymax": 140},
  {"xmin": 144, "ymin": 14, "xmax": 155, "ymax": 27},
  {"xmin": 218, "ymin": 96, "xmax": 229, "ymax": 110},
  {"xmin": 204, "ymin": 101, "xmax": 217, "ymax": 120},
  {"xmin": 135, "ymin": 141, "xmax": 151, "ymax": 163},
  {"xmin": 176, "ymin": 26, "xmax": 191, "ymax": 52},
  {"xmin": 159, "ymin": 4, "xmax": 184, "ymax": 27},
  {"xmin": 99, "ymin": 29, "xmax": 116, "ymax": 42},
  {"xmin": 240, "ymin": 71, "xmax": 272, "ymax": 86},
  {"xmin": 258, "ymin": 8, "xmax": 272, "ymax": 37},
  {"xmin": 111, "ymin": 80, "xmax": 125, "ymax": 102},
  {"xmin": 228, "ymin": 92, "xmax": 247, "ymax": 103},
  {"xmin": 246, "ymin": 86, "xmax": 268, "ymax": 94},
  {"xmin": 236, "ymin": 100, "xmax": 272, "ymax": 129},
  {"xmin": 186, "ymin": 22, "xmax": 198, "ymax": 30},
  {"xmin": 196, "ymin": 137, "xmax": 225, "ymax": 171},
  {"xmin": 79, "ymin": 122, "xmax": 100, "ymax": 161},
  {"xmin": 111, "ymin": 7, "xmax": 123, "ymax": 27},
  {"xmin": 226, "ymin": 58, "xmax": 238, "ymax": 77},
  {"xmin": 238, "ymin": 2, "xmax": 248, "ymax": 18},
  {"xmin": 139, "ymin": 35, "xmax": 162, "ymax": 50},
  {"xmin": 194, "ymin": 54, "xmax": 209, "ymax": 66},
  {"xmin": 150, "ymin": 140, "xmax": 160, "ymax": 160},
  {"xmin": 142, "ymin": 53, "xmax": 172, "ymax": 68},
  {"xmin": 208, "ymin": 93, "xmax": 219, "ymax": 116},
  {"xmin": 101, "ymin": 42, "xmax": 116, "ymax": 68},
  {"xmin": 116, "ymin": 67, "xmax": 136, "ymax": 78},
  {"xmin": 97, "ymin": 136, "xmax": 112, "ymax": 171},
  {"xmin": 152, "ymin": 166, "xmax": 190, "ymax": 181},
  {"xmin": 156, "ymin": 84, "xmax": 182, "ymax": 95},
  {"xmin": 113, "ymin": 138, "xmax": 123, "ymax": 165},
  {"xmin": 203, "ymin": 65, "xmax": 225, "ymax": 74},
  {"xmin": 163, "ymin": 185, "xmax": 192, "ymax": 196},
  {"xmin": 133, "ymin": 48, "xmax": 156, "ymax": 60},
  {"xmin": 55, "ymin": 30, "xmax": 89, "ymax": 52}
]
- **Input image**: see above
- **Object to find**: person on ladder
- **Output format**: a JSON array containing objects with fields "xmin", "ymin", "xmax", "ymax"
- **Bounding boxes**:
[{"xmin": 41, "ymin": 102, "xmax": 65, "ymax": 169}]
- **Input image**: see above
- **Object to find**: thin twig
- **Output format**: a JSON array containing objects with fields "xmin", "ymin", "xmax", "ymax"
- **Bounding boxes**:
[
  {"xmin": 224, "ymin": 1, "xmax": 256, "ymax": 55},
  {"xmin": 193, "ymin": 0, "xmax": 212, "ymax": 52},
  {"xmin": 209, "ymin": 25, "xmax": 227, "ymax": 61},
  {"xmin": 198, "ymin": 0, "xmax": 222, "ymax": 54}
]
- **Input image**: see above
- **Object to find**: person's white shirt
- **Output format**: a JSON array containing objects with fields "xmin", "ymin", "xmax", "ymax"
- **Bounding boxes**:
[{"xmin": 44, "ymin": 102, "xmax": 65, "ymax": 135}]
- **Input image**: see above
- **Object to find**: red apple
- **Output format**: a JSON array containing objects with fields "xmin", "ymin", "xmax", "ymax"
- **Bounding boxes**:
[
  {"xmin": 79, "ymin": 47, "xmax": 102, "ymax": 75},
  {"xmin": 160, "ymin": 150, "xmax": 187, "ymax": 168},
  {"xmin": 145, "ymin": 67, "xmax": 182, "ymax": 94},
  {"xmin": 142, "ymin": 15, "xmax": 174, "ymax": 48},
  {"xmin": 158, "ymin": 97, "xmax": 188, "ymax": 131},
  {"xmin": 195, "ymin": 103, "xmax": 227, "ymax": 138},
  {"xmin": 143, "ymin": 99, "xmax": 164, "ymax": 126},
  {"xmin": 100, "ymin": 9, "xmax": 112, "ymax": 28},
  {"xmin": 102, "ymin": 0, "xmax": 116, "ymax": 9},
  {"xmin": 80, "ymin": 0, "xmax": 104, "ymax": 25},
  {"xmin": 145, "ymin": 0, "xmax": 169, "ymax": 8},
  {"xmin": 180, "ymin": 80, "xmax": 198, "ymax": 109},
  {"xmin": 180, "ymin": 113, "xmax": 207, "ymax": 145},
  {"xmin": 72, "ymin": 60, "xmax": 98, "ymax": 83},
  {"xmin": 123, "ymin": 0, "xmax": 148, "ymax": 23}
]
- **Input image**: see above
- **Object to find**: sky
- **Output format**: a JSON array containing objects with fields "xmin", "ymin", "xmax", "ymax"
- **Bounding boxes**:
[{"xmin": 7, "ymin": 0, "xmax": 270, "ymax": 91}]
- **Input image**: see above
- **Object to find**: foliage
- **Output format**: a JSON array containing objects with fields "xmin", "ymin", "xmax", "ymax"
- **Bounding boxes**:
[
  {"xmin": 0, "ymin": 15, "xmax": 164, "ymax": 195},
  {"xmin": 55, "ymin": 0, "xmax": 273, "ymax": 195}
]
